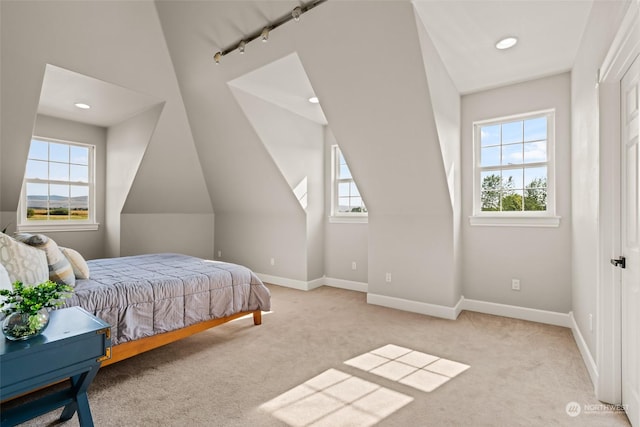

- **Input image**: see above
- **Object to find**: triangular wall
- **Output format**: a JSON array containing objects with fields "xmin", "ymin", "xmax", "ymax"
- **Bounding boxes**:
[
  {"xmin": 228, "ymin": 53, "xmax": 325, "ymax": 281},
  {"xmin": 298, "ymin": 1, "xmax": 459, "ymax": 307},
  {"xmin": 105, "ymin": 103, "xmax": 164, "ymax": 257},
  {"xmin": 157, "ymin": 1, "xmax": 461, "ymax": 308}
]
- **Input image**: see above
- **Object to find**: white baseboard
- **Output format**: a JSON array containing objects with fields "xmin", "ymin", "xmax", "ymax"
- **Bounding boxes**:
[
  {"xmin": 323, "ymin": 277, "xmax": 368, "ymax": 292},
  {"xmin": 569, "ymin": 311, "xmax": 599, "ymax": 390},
  {"xmin": 256, "ymin": 273, "xmax": 315, "ymax": 291},
  {"xmin": 307, "ymin": 277, "xmax": 325, "ymax": 290},
  {"xmin": 257, "ymin": 274, "xmax": 367, "ymax": 293},
  {"xmin": 257, "ymin": 274, "xmax": 571, "ymax": 329},
  {"xmin": 364, "ymin": 294, "xmax": 571, "ymax": 326},
  {"xmin": 461, "ymin": 298, "xmax": 571, "ymax": 327},
  {"xmin": 367, "ymin": 293, "xmax": 463, "ymax": 320}
]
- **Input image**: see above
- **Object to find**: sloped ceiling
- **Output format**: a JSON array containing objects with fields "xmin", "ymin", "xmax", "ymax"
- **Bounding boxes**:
[
  {"xmin": 156, "ymin": 0, "xmax": 451, "ymax": 215},
  {"xmin": 413, "ymin": 0, "xmax": 593, "ymax": 94},
  {"xmin": 38, "ymin": 64, "xmax": 161, "ymax": 128},
  {"xmin": 158, "ymin": 0, "xmax": 594, "ymax": 102},
  {"xmin": 0, "ymin": 0, "xmax": 212, "ymax": 215},
  {"xmin": 228, "ymin": 52, "xmax": 326, "ymax": 125}
]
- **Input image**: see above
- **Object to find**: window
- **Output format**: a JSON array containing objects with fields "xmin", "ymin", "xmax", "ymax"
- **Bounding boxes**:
[
  {"xmin": 331, "ymin": 145, "xmax": 367, "ymax": 221},
  {"xmin": 471, "ymin": 110, "xmax": 559, "ymax": 227},
  {"xmin": 18, "ymin": 138, "xmax": 97, "ymax": 231}
]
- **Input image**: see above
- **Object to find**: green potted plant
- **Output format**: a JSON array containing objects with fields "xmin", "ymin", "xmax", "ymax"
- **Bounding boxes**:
[{"xmin": 0, "ymin": 281, "xmax": 73, "ymax": 340}]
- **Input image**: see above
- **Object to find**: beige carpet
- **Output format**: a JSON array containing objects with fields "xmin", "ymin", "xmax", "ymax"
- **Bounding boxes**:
[{"xmin": 10, "ymin": 285, "xmax": 631, "ymax": 426}]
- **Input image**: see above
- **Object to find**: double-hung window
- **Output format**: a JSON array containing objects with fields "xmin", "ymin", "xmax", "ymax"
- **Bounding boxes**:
[
  {"xmin": 18, "ymin": 137, "xmax": 97, "ymax": 231},
  {"xmin": 331, "ymin": 145, "xmax": 367, "ymax": 222},
  {"xmin": 471, "ymin": 110, "xmax": 559, "ymax": 227}
]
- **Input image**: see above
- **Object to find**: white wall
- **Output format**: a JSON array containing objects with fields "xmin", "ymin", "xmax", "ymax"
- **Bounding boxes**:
[
  {"xmin": 121, "ymin": 213, "xmax": 214, "ymax": 258},
  {"xmin": 215, "ymin": 212, "xmax": 308, "ymax": 281},
  {"xmin": 156, "ymin": 0, "xmax": 459, "ymax": 307},
  {"xmin": 461, "ymin": 73, "xmax": 572, "ymax": 313},
  {"xmin": 571, "ymin": 0, "xmax": 631, "ymax": 358},
  {"xmin": 414, "ymin": 7, "xmax": 463, "ymax": 301},
  {"xmin": 105, "ymin": 104, "xmax": 163, "ymax": 258},
  {"xmin": 324, "ymin": 129, "xmax": 368, "ymax": 284},
  {"xmin": 299, "ymin": 1, "xmax": 459, "ymax": 308},
  {"xmin": 228, "ymin": 85, "xmax": 325, "ymax": 280},
  {"xmin": 31, "ymin": 114, "xmax": 107, "ymax": 260}
]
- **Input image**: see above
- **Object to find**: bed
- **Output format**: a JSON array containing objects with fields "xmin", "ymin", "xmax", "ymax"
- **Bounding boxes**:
[
  {"xmin": 0, "ymin": 231, "xmax": 271, "ymax": 367},
  {"xmin": 63, "ymin": 253, "xmax": 271, "ymax": 366}
]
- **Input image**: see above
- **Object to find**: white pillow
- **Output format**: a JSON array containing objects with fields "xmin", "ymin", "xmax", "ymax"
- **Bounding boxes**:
[
  {"xmin": 0, "ymin": 263, "xmax": 11, "ymax": 291},
  {"xmin": 0, "ymin": 232, "xmax": 48, "ymax": 285},
  {"xmin": 59, "ymin": 247, "xmax": 90, "ymax": 279}
]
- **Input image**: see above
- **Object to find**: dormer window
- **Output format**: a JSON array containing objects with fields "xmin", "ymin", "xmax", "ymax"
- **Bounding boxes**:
[
  {"xmin": 331, "ymin": 145, "xmax": 367, "ymax": 222},
  {"xmin": 18, "ymin": 137, "xmax": 98, "ymax": 232}
]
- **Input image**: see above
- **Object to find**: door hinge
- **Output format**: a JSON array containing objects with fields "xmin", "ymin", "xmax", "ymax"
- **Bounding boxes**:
[{"xmin": 610, "ymin": 256, "xmax": 626, "ymax": 269}]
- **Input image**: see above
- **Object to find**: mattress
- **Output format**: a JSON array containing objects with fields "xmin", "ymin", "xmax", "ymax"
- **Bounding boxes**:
[{"xmin": 63, "ymin": 253, "xmax": 271, "ymax": 345}]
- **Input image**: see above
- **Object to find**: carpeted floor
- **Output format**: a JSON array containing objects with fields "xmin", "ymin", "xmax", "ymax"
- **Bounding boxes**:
[{"xmin": 9, "ymin": 285, "xmax": 631, "ymax": 426}]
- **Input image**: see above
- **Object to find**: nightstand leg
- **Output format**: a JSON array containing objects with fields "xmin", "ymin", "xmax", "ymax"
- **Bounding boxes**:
[
  {"xmin": 59, "ymin": 366, "xmax": 100, "ymax": 427},
  {"xmin": 75, "ymin": 392, "xmax": 94, "ymax": 427}
]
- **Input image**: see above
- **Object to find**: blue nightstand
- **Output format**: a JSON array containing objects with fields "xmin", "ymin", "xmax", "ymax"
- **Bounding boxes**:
[{"xmin": 0, "ymin": 306, "xmax": 111, "ymax": 427}]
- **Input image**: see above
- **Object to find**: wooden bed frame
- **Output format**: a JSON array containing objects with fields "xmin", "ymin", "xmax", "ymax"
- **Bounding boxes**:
[
  {"xmin": 0, "ymin": 311, "xmax": 263, "ymax": 404},
  {"xmin": 100, "ymin": 310, "xmax": 262, "ymax": 366}
]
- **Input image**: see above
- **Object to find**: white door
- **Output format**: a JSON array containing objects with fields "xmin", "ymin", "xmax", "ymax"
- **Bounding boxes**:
[{"xmin": 621, "ymin": 53, "xmax": 640, "ymax": 427}]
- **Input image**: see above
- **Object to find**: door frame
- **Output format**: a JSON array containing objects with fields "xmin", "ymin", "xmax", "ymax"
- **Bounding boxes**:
[{"xmin": 597, "ymin": 0, "xmax": 640, "ymax": 404}]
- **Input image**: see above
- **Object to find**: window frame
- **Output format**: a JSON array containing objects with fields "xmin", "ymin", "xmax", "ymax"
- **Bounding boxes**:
[
  {"xmin": 17, "ymin": 136, "xmax": 98, "ymax": 232},
  {"xmin": 470, "ymin": 109, "xmax": 560, "ymax": 227},
  {"xmin": 330, "ymin": 145, "xmax": 367, "ymax": 223}
]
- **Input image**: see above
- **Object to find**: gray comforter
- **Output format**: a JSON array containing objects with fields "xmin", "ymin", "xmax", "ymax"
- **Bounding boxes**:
[{"xmin": 63, "ymin": 253, "xmax": 271, "ymax": 345}]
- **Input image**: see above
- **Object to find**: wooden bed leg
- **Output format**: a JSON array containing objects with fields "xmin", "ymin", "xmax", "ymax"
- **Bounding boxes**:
[{"xmin": 253, "ymin": 310, "xmax": 262, "ymax": 325}]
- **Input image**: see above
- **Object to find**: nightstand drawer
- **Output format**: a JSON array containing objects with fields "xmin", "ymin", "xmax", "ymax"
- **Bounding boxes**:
[{"xmin": 1, "ymin": 328, "xmax": 109, "ymax": 393}]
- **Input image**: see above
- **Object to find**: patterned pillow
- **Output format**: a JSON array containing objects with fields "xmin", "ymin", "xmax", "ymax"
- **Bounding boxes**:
[
  {"xmin": 59, "ymin": 247, "xmax": 90, "ymax": 279},
  {"xmin": 0, "ymin": 232, "xmax": 49, "ymax": 285},
  {"xmin": 14, "ymin": 233, "xmax": 75, "ymax": 287}
]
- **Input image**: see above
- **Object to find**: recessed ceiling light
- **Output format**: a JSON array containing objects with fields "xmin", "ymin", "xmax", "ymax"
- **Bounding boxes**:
[
  {"xmin": 308, "ymin": 97, "xmax": 319, "ymax": 104},
  {"xmin": 496, "ymin": 37, "xmax": 518, "ymax": 50},
  {"xmin": 74, "ymin": 103, "xmax": 91, "ymax": 109}
]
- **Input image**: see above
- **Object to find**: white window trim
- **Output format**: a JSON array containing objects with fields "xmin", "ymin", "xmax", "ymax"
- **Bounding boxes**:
[
  {"xmin": 470, "ymin": 109, "xmax": 560, "ymax": 227},
  {"xmin": 330, "ymin": 145, "xmax": 368, "ymax": 222},
  {"xmin": 329, "ymin": 215, "xmax": 368, "ymax": 224},
  {"xmin": 17, "ymin": 136, "xmax": 99, "ymax": 232}
]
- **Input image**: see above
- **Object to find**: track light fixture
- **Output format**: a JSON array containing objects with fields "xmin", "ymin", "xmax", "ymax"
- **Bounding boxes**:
[
  {"xmin": 292, "ymin": 6, "xmax": 302, "ymax": 21},
  {"xmin": 212, "ymin": 0, "xmax": 327, "ymax": 65}
]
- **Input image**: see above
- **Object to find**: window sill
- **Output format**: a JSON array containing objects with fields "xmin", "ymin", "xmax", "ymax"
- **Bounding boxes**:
[
  {"xmin": 329, "ymin": 216, "xmax": 368, "ymax": 224},
  {"xmin": 17, "ymin": 222, "xmax": 100, "ymax": 233},
  {"xmin": 469, "ymin": 215, "xmax": 560, "ymax": 227}
]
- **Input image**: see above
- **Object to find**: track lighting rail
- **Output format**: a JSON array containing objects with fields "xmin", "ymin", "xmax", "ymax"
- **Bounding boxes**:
[{"xmin": 214, "ymin": 0, "xmax": 327, "ymax": 64}]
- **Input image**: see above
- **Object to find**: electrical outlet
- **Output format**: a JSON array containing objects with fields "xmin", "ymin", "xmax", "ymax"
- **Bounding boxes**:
[
  {"xmin": 270, "ymin": 257, "xmax": 275, "ymax": 266},
  {"xmin": 217, "ymin": 250, "xmax": 222, "ymax": 258},
  {"xmin": 511, "ymin": 278, "xmax": 520, "ymax": 291},
  {"xmin": 385, "ymin": 273, "xmax": 392, "ymax": 283},
  {"xmin": 352, "ymin": 261, "xmax": 357, "ymax": 270},
  {"xmin": 589, "ymin": 314, "xmax": 593, "ymax": 331}
]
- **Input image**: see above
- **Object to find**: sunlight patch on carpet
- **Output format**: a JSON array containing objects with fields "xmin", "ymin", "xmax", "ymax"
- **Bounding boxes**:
[
  {"xmin": 344, "ymin": 344, "xmax": 470, "ymax": 393},
  {"xmin": 259, "ymin": 368, "xmax": 413, "ymax": 427}
]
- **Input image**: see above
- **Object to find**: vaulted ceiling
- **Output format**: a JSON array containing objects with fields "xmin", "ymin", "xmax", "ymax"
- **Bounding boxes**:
[{"xmin": 36, "ymin": 1, "xmax": 594, "ymax": 126}]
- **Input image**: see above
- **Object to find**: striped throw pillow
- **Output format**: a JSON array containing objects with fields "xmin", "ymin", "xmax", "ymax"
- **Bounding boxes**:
[{"xmin": 14, "ymin": 233, "xmax": 75, "ymax": 286}]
